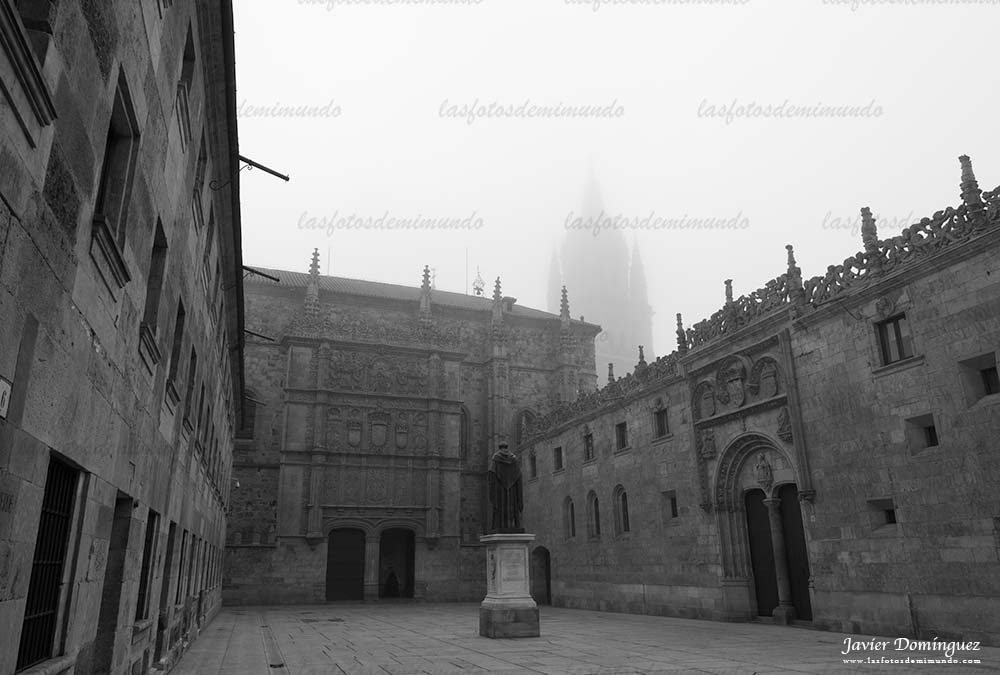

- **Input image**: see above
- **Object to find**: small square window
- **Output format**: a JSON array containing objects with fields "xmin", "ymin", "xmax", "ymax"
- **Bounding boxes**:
[
  {"xmin": 905, "ymin": 413, "xmax": 939, "ymax": 453},
  {"xmin": 876, "ymin": 314, "xmax": 914, "ymax": 365},
  {"xmin": 528, "ymin": 452, "xmax": 537, "ymax": 479},
  {"xmin": 553, "ymin": 447, "xmax": 563, "ymax": 472},
  {"xmin": 654, "ymin": 409, "xmax": 669, "ymax": 438},
  {"xmin": 661, "ymin": 490, "xmax": 679, "ymax": 524},
  {"xmin": 615, "ymin": 422, "xmax": 628, "ymax": 451},
  {"xmin": 959, "ymin": 353, "xmax": 999, "ymax": 404},
  {"xmin": 868, "ymin": 498, "xmax": 897, "ymax": 529},
  {"xmin": 583, "ymin": 433, "xmax": 595, "ymax": 462}
]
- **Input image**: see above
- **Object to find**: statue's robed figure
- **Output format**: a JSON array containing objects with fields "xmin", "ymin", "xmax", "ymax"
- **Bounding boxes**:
[{"xmin": 487, "ymin": 444, "xmax": 523, "ymax": 533}]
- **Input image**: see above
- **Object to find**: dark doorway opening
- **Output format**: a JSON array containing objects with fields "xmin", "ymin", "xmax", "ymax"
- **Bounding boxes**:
[
  {"xmin": 745, "ymin": 488, "xmax": 778, "ymax": 617},
  {"xmin": 530, "ymin": 546, "xmax": 551, "ymax": 605},
  {"xmin": 326, "ymin": 529, "xmax": 365, "ymax": 601},
  {"xmin": 378, "ymin": 529, "xmax": 415, "ymax": 599},
  {"xmin": 94, "ymin": 493, "xmax": 134, "ymax": 672},
  {"xmin": 779, "ymin": 484, "xmax": 813, "ymax": 621}
]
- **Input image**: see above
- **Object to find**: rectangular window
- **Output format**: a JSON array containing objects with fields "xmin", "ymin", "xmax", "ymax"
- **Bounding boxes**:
[
  {"xmin": 175, "ymin": 531, "xmax": 188, "ymax": 604},
  {"xmin": 959, "ymin": 353, "xmax": 999, "ymax": 404},
  {"xmin": 135, "ymin": 509, "xmax": 159, "ymax": 620},
  {"xmin": 142, "ymin": 221, "xmax": 168, "ymax": 330},
  {"xmin": 876, "ymin": 314, "xmax": 913, "ymax": 365},
  {"xmin": 615, "ymin": 422, "xmax": 629, "ymax": 450},
  {"xmin": 176, "ymin": 28, "xmax": 196, "ymax": 149},
  {"xmin": 95, "ymin": 70, "xmax": 141, "ymax": 245},
  {"xmin": 868, "ymin": 498, "xmax": 897, "ymax": 529},
  {"xmin": 654, "ymin": 409, "xmax": 669, "ymax": 438},
  {"xmin": 183, "ymin": 347, "xmax": 197, "ymax": 420},
  {"xmin": 661, "ymin": 490, "xmax": 679, "ymax": 523},
  {"xmin": 553, "ymin": 446, "xmax": 563, "ymax": 472},
  {"xmin": 905, "ymin": 413, "xmax": 939, "ymax": 453},
  {"xmin": 166, "ymin": 301, "xmax": 186, "ymax": 383},
  {"xmin": 17, "ymin": 457, "xmax": 79, "ymax": 671},
  {"xmin": 528, "ymin": 452, "xmax": 537, "ymax": 479},
  {"xmin": 583, "ymin": 433, "xmax": 594, "ymax": 461}
]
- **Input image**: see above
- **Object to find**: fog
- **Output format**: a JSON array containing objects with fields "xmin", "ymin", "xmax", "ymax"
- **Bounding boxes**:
[{"xmin": 232, "ymin": 0, "xmax": 1000, "ymax": 356}]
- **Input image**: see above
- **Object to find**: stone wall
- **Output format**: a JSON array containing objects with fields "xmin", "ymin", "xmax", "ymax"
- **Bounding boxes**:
[
  {"xmin": 0, "ymin": 1, "xmax": 242, "ymax": 672},
  {"xmin": 520, "ymin": 166, "xmax": 1000, "ymax": 645}
]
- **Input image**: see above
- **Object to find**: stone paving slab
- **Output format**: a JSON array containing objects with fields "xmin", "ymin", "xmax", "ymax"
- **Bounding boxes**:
[{"xmin": 172, "ymin": 603, "xmax": 1000, "ymax": 674}]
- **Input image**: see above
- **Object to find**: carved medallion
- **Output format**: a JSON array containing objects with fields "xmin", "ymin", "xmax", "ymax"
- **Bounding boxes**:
[
  {"xmin": 694, "ymin": 382, "xmax": 716, "ymax": 420},
  {"xmin": 875, "ymin": 296, "xmax": 895, "ymax": 319}
]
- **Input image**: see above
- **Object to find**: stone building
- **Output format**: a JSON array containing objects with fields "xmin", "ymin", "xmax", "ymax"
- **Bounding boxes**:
[
  {"xmin": 0, "ymin": 1, "xmax": 244, "ymax": 672},
  {"xmin": 549, "ymin": 173, "xmax": 654, "ymax": 378},
  {"xmin": 521, "ymin": 156, "xmax": 1000, "ymax": 645},
  {"xmin": 225, "ymin": 256, "xmax": 599, "ymax": 604}
]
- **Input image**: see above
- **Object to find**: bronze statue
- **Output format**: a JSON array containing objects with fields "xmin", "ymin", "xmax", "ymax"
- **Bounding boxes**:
[{"xmin": 487, "ymin": 443, "xmax": 523, "ymax": 532}]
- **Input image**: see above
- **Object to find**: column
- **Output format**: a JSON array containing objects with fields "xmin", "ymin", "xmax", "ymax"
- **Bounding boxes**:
[
  {"xmin": 763, "ymin": 497, "xmax": 796, "ymax": 624},
  {"xmin": 364, "ymin": 536, "xmax": 380, "ymax": 601}
]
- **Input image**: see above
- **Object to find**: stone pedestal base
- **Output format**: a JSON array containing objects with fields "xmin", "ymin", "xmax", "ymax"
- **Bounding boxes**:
[
  {"xmin": 479, "ymin": 533, "xmax": 539, "ymax": 638},
  {"xmin": 772, "ymin": 604, "xmax": 796, "ymax": 625}
]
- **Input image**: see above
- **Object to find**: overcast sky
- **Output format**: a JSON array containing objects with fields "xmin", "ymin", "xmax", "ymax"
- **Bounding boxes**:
[{"xmin": 232, "ymin": 0, "xmax": 999, "ymax": 355}]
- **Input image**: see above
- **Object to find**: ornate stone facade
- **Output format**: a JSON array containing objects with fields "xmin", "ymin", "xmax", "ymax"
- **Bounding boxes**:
[
  {"xmin": 225, "ymin": 258, "xmax": 599, "ymax": 603},
  {"xmin": 521, "ymin": 157, "xmax": 1000, "ymax": 645}
]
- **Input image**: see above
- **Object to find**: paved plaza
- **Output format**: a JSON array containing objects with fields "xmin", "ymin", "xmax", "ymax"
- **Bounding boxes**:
[{"xmin": 171, "ymin": 603, "xmax": 1000, "ymax": 674}]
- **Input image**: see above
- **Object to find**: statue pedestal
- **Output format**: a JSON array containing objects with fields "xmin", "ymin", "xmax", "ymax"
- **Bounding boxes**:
[{"xmin": 479, "ymin": 533, "xmax": 539, "ymax": 638}]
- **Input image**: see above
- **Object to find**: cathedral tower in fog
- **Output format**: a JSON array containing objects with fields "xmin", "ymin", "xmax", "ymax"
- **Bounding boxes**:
[{"xmin": 549, "ymin": 172, "xmax": 654, "ymax": 378}]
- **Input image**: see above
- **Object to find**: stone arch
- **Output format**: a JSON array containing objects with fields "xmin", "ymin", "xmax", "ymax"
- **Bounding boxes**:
[
  {"xmin": 713, "ymin": 433, "xmax": 796, "ymax": 578},
  {"xmin": 322, "ymin": 519, "xmax": 373, "ymax": 538},
  {"xmin": 514, "ymin": 409, "xmax": 538, "ymax": 448},
  {"xmin": 373, "ymin": 519, "xmax": 425, "ymax": 539}
]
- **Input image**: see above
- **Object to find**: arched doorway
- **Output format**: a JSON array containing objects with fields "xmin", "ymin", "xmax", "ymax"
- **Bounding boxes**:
[
  {"xmin": 378, "ymin": 529, "xmax": 415, "ymax": 599},
  {"xmin": 327, "ymin": 528, "xmax": 365, "ymax": 600},
  {"xmin": 745, "ymin": 488, "xmax": 778, "ymax": 616},
  {"xmin": 716, "ymin": 433, "xmax": 813, "ymax": 623},
  {"xmin": 530, "ymin": 546, "xmax": 551, "ymax": 605}
]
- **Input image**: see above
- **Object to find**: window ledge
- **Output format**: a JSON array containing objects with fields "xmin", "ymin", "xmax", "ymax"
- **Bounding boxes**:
[
  {"xmin": 164, "ymin": 380, "xmax": 180, "ymax": 413},
  {"xmin": 552, "ymin": 468, "xmax": 565, "ymax": 476},
  {"xmin": 139, "ymin": 323, "xmax": 162, "ymax": 375},
  {"xmin": 652, "ymin": 434, "xmax": 673, "ymax": 444},
  {"xmin": 582, "ymin": 458, "xmax": 597, "ymax": 466},
  {"xmin": 969, "ymin": 392, "xmax": 1000, "ymax": 411},
  {"xmin": 663, "ymin": 518, "xmax": 680, "ymax": 527},
  {"xmin": 872, "ymin": 354, "xmax": 924, "ymax": 378},
  {"xmin": 613, "ymin": 446, "xmax": 632, "ymax": 455},
  {"xmin": 90, "ymin": 215, "xmax": 132, "ymax": 293},
  {"xmin": 16, "ymin": 654, "xmax": 75, "ymax": 675},
  {"xmin": 872, "ymin": 523, "xmax": 900, "ymax": 537}
]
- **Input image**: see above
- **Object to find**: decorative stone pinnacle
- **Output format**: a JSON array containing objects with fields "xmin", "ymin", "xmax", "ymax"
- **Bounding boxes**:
[
  {"xmin": 421, "ymin": 265, "xmax": 431, "ymax": 292},
  {"xmin": 309, "ymin": 248, "xmax": 320, "ymax": 276},
  {"xmin": 608, "ymin": 363, "xmax": 615, "ymax": 383},
  {"xmin": 724, "ymin": 279, "xmax": 734, "ymax": 305},
  {"xmin": 959, "ymin": 154, "xmax": 984, "ymax": 213},
  {"xmin": 560, "ymin": 286, "xmax": 570, "ymax": 319},
  {"xmin": 637, "ymin": 345, "xmax": 646, "ymax": 366},
  {"xmin": 676, "ymin": 313, "xmax": 688, "ymax": 354},
  {"xmin": 860, "ymin": 207, "xmax": 878, "ymax": 249},
  {"xmin": 493, "ymin": 277, "xmax": 502, "ymax": 302},
  {"xmin": 785, "ymin": 244, "xmax": 797, "ymax": 269}
]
